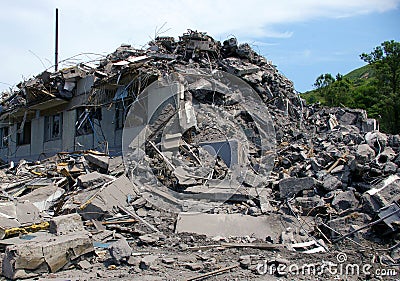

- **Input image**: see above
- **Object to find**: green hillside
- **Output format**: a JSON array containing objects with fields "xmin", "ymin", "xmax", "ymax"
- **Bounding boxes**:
[
  {"xmin": 301, "ymin": 40, "xmax": 400, "ymax": 134},
  {"xmin": 344, "ymin": 64, "xmax": 374, "ymax": 82},
  {"xmin": 300, "ymin": 64, "xmax": 380, "ymax": 128}
]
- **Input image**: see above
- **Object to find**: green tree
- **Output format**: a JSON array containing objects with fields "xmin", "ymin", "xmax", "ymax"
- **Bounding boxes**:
[
  {"xmin": 330, "ymin": 75, "xmax": 352, "ymax": 107},
  {"xmin": 314, "ymin": 73, "xmax": 335, "ymax": 89},
  {"xmin": 360, "ymin": 40, "xmax": 400, "ymax": 133},
  {"xmin": 312, "ymin": 73, "xmax": 352, "ymax": 107}
]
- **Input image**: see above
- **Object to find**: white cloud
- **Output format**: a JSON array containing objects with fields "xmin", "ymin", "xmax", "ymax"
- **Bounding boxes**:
[{"xmin": 0, "ymin": 0, "xmax": 399, "ymax": 92}]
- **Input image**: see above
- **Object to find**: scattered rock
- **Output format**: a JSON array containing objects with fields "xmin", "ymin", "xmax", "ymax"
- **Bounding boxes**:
[
  {"xmin": 140, "ymin": 255, "xmax": 158, "ymax": 270},
  {"xmin": 108, "ymin": 238, "xmax": 132, "ymax": 264},
  {"xmin": 322, "ymin": 174, "xmax": 342, "ymax": 191},
  {"xmin": 185, "ymin": 262, "xmax": 203, "ymax": 271},
  {"xmin": 139, "ymin": 234, "xmax": 159, "ymax": 244},
  {"xmin": 279, "ymin": 177, "xmax": 316, "ymax": 198},
  {"xmin": 332, "ymin": 190, "xmax": 359, "ymax": 211}
]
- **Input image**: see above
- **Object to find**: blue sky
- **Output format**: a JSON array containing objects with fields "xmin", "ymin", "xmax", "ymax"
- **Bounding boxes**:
[
  {"xmin": 262, "ymin": 9, "xmax": 400, "ymax": 92},
  {"xmin": 0, "ymin": 0, "xmax": 399, "ymax": 94}
]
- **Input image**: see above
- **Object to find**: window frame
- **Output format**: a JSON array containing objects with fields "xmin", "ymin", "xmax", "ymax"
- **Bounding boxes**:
[
  {"xmin": 0, "ymin": 127, "xmax": 9, "ymax": 148},
  {"xmin": 75, "ymin": 107, "xmax": 102, "ymax": 136},
  {"xmin": 16, "ymin": 121, "xmax": 31, "ymax": 146},
  {"xmin": 44, "ymin": 113, "xmax": 63, "ymax": 142},
  {"xmin": 115, "ymin": 100, "xmax": 128, "ymax": 130}
]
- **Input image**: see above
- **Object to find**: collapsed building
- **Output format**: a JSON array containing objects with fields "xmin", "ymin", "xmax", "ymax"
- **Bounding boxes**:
[{"xmin": 0, "ymin": 30, "xmax": 399, "ymax": 280}]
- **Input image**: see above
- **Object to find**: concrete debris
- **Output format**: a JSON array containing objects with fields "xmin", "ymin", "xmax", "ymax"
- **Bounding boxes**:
[
  {"xmin": 0, "ymin": 29, "xmax": 399, "ymax": 279},
  {"xmin": 139, "ymin": 255, "xmax": 158, "ymax": 270},
  {"xmin": 331, "ymin": 190, "xmax": 359, "ymax": 211},
  {"xmin": 77, "ymin": 171, "xmax": 114, "ymax": 188},
  {"xmin": 19, "ymin": 184, "xmax": 64, "ymax": 212},
  {"xmin": 108, "ymin": 237, "xmax": 132, "ymax": 264},
  {"xmin": 279, "ymin": 176, "xmax": 315, "ymax": 198},
  {"xmin": 77, "ymin": 175, "xmax": 137, "ymax": 220},
  {"xmin": 2, "ymin": 231, "xmax": 93, "ymax": 280},
  {"xmin": 84, "ymin": 153, "xmax": 109, "ymax": 172},
  {"xmin": 49, "ymin": 213, "xmax": 85, "ymax": 235},
  {"xmin": 377, "ymin": 203, "xmax": 400, "ymax": 232},
  {"xmin": 175, "ymin": 213, "xmax": 285, "ymax": 241}
]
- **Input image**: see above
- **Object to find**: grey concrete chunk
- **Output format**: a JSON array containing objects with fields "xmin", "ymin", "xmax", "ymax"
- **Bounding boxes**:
[
  {"xmin": 140, "ymin": 255, "xmax": 158, "ymax": 270},
  {"xmin": 175, "ymin": 213, "xmax": 284, "ymax": 241},
  {"xmin": 355, "ymin": 144, "xmax": 375, "ymax": 164},
  {"xmin": 185, "ymin": 262, "xmax": 203, "ymax": 271},
  {"xmin": 383, "ymin": 162, "xmax": 397, "ymax": 174},
  {"xmin": 139, "ymin": 233, "xmax": 159, "ymax": 244},
  {"xmin": 49, "ymin": 213, "xmax": 85, "ymax": 235},
  {"xmin": 19, "ymin": 184, "xmax": 64, "ymax": 212},
  {"xmin": 295, "ymin": 196, "xmax": 324, "ymax": 212},
  {"xmin": 84, "ymin": 153, "xmax": 109, "ymax": 171},
  {"xmin": 2, "ymin": 231, "xmax": 93, "ymax": 280},
  {"xmin": 332, "ymin": 190, "xmax": 358, "ymax": 211},
  {"xmin": 108, "ymin": 237, "xmax": 132, "ymax": 264},
  {"xmin": 279, "ymin": 177, "xmax": 315, "ymax": 198},
  {"xmin": 77, "ymin": 171, "xmax": 113, "ymax": 188},
  {"xmin": 322, "ymin": 174, "xmax": 342, "ymax": 191},
  {"xmin": 80, "ymin": 175, "xmax": 138, "ymax": 220}
]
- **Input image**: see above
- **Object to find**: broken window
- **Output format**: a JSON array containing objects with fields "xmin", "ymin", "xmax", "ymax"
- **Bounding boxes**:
[
  {"xmin": 76, "ymin": 107, "xmax": 102, "ymax": 136},
  {"xmin": 115, "ymin": 101, "xmax": 128, "ymax": 130},
  {"xmin": 17, "ymin": 121, "xmax": 31, "ymax": 146},
  {"xmin": 44, "ymin": 113, "xmax": 62, "ymax": 141},
  {"xmin": 0, "ymin": 127, "xmax": 9, "ymax": 148}
]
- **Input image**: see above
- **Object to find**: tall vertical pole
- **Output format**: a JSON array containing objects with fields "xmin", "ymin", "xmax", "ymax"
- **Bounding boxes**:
[{"xmin": 55, "ymin": 8, "xmax": 59, "ymax": 72}]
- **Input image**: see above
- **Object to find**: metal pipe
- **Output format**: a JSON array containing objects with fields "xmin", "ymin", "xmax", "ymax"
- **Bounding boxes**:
[{"xmin": 55, "ymin": 8, "xmax": 59, "ymax": 72}]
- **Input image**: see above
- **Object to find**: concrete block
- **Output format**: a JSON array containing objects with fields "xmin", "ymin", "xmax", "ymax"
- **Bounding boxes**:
[
  {"xmin": 20, "ymin": 184, "xmax": 64, "ymax": 212},
  {"xmin": 80, "ymin": 175, "xmax": 137, "ymax": 220},
  {"xmin": 77, "ymin": 171, "xmax": 113, "ymax": 188},
  {"xmin": 175, "ymin": 213, "xmax": 284, "ymax": 241},
  {"xmin": 140, "ymin": 255, "xmax": 158, "ymax": 270},
  {"xmin": 332, "ymin": 190, "xmax": 359, "ymax": 211},
  {"xmin": 279, "ymin": 177, "xmax": 315, "ymax": 198},
  {"xmin": 85, "ymin": 153, "xmax": 109, "ymax": 171},
  {"xmin": 322, "ymin": 174, "xmax": 342, "ymax": 191},
  {"xmin": 2, "ymin": 231, "xmax": 93, "ymax": 279},
  {"xmin": 108, "ymin": 237, "xmax": 132, "ymax": 264},
  {"xmin": 355, "ymin": 144, "xmax": 375, "ymax": 164},
  {"xmin": 49, "ymin": 213, "xmax": 85, "ymax": 235}
]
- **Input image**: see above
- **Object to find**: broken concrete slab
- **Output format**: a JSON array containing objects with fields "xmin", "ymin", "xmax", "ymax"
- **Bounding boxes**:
[
  {"xmin": 295, "ymin": 196, "xmax": 324, "ymax": 213},
  {"xmin": 77, "ymin": 171, "xmax": 114, "ymax": 188},
  {"xmin": 84, "ymin": 153, "xmax": 109, "ymax": 171},
  {"xmin": 49, "ymin": 213, "xmax": 85, "ymax": 235},
  {"xmin": 355, "ymin": 144, "xmax": 375, "ymax": 164},
  {"xmin": 108, "ymin": 237, "xmax": 132, "ymax": 264},
  {"xmin": 279, "ymin": 177, "xmax": 315, "ymax": 198},
  {"xmin": 175, "ymin": 213, "xmax": 284, "ymax": 240},
  {"xmin": 322, "ymin": 174, "xmax": 342, "ymax": 192},
  {"xmin": 377, "ymin": 203, "xmax": 400, "ymax": 232},
  {"xmin": 19, "ymin": 184, "xmax": 64, "ymax": 212},
  {"xmin": 332, "ymin": 190, "xmax": 359, "ymax": 211},
  {"xmin": 0, "ymin": 200, "xmax": 42, "ymax": 239},
  {"xmin": 79, "ymin": 175, "xmax": 138, "ymax": 220},
  {"xmin": 366, "ymin": 175, "xmax": 400, "ymax": 209},
  {"xmin": 140, "ymin": 255, "xmax": 159, "ymax": 270},
  {"xmin": 108, "ymin": 156, "xmax": 124, "ymax": 176},
  {"xmin": 2, "ymin": 231, "xmax": 93, "ymax": 280},
  {"xmin": 139, "ymin": 233, "xmax": 160, "ymax": 244}
]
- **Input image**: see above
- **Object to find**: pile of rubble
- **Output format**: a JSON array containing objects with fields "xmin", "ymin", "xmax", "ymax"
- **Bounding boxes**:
[{"xmin": 0, "ymin": 29, "xmax": 399, "ymax": 280}]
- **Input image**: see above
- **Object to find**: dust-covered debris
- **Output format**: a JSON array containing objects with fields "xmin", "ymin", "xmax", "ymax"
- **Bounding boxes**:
[{"xmin": 0, "ymin": 29, "xmax": 399, "ymax": 280}]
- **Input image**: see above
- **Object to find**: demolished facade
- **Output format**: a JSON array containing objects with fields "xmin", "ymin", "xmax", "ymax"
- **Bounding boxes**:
[{"xmin": 0, "ymin": 30, "xmax": 399, "ymax": 280}]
